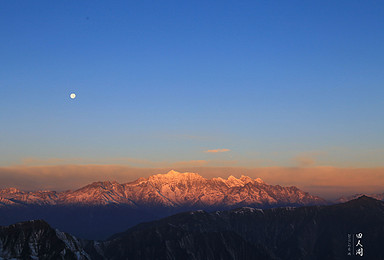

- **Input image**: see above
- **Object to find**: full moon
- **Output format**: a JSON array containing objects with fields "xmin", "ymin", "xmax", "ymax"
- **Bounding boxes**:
[{"xmin": 70, "ymin": 93, "xmax": 76, "ymax": 99}]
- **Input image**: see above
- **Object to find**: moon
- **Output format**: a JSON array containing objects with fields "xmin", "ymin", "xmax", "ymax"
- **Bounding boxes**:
[{"xmin": 70, "ymin": 93, "xmax": 76, "ymax": 99}]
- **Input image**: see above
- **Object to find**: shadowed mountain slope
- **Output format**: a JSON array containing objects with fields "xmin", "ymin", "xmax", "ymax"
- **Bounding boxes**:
[{"xmin": 1, "ymin": 196, "xmax": 383, "ymax": 259}]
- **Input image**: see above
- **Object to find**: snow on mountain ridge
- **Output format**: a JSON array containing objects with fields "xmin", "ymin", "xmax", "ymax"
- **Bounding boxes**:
[
  {"xmin": 226, "ymin": 175, "xmax": 245, "ymax": 187},
  {"xmin": 0, "ymin": 171, "xmax": 325, "ymax": 208},
  {"xmin": 147, "ymin": 170, "xmax": 206, "ymax": 186}
]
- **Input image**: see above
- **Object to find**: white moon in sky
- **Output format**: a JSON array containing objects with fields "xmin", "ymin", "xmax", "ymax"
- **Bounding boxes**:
[{"xmin": 70, "ymin": 93, "xmax": 76, "ymax": 99}]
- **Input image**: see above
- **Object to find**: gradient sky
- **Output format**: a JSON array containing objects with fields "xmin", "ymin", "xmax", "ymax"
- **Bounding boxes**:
[{"xmin": 1, "ymin": 1, "xmax": 384, "ymax": 168}]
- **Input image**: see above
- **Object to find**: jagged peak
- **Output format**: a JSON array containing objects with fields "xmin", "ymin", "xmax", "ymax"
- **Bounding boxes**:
[
  {"xmin": 221, "ymin": 175, "xmax": 265, "ymax": 187},
  {"xmin": 240, "ymin": 175, "xmax": 253, "ymax": 182},
  {"xmin": 254, "ymin": 178, "xmax": 264, "ymax": 184},
  {"xmin": 212, "ymin": 177, "xmax": 226, "ymax": 182},
  {"xmin": 240, "ymin": 175, "xmax": 264, "ymax": 184},
  {"xmin": 225, "ymin": 175, "xmax": 245, "ymax": 187}
]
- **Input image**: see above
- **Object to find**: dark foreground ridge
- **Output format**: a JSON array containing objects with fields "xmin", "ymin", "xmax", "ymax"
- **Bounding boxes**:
[{"xmin": 1, "ymin": 196, "xmax": 384, "ymax": 259}]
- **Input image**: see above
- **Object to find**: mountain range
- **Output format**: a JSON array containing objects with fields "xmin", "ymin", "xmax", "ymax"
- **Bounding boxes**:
[
  {"xmin": 0, "ymin": 170, "xmax": 327, "ymax": 240},
  {"xmin": 0, "ymin": 170, "xmax": 325, "ymax": 208},
  {"xmin": 1, "ymin": 196, "xmax": 384, "ymax": 260},
  {"xmin": 1, "ymin": 170, "xmax": 382, "ymax": 241}
]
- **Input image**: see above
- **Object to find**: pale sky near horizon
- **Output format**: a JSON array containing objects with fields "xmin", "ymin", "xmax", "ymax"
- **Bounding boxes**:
[{"xmin": 1, "ymin": 1, "xmax": 384, "ymax": 169}]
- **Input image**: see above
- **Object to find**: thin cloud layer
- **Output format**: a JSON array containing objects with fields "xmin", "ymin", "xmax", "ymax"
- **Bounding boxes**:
[
  {"xmin": 293, "ymin": 156, "xmax": 316, "ymax": 167},
  {"xmin": 292, "ymin": 151, "xmax": 324, "ymax": 167},
  {"xmin": 205, "ymin": 149, "xmax": 231, "ymax": 153}
]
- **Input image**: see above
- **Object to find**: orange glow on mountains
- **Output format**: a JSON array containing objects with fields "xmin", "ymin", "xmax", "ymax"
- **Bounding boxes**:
[{"xmin": 0, "ymin": 165, "xmax": 383, "ymax": 199}]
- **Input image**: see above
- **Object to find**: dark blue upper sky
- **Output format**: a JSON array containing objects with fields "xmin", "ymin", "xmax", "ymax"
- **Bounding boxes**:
[{"xmin": 1, "ymin": 0, "xmax": 383, "ymax": 167}]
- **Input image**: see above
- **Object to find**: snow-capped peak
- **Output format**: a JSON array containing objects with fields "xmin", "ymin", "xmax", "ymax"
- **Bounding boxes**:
[
  {"xmin": 240, "ymin": 175, "xmax": 253, "ymax": 184},
  {"xmin": 149, "ymin": 170, "xmax": 205, "ymax": 184},
  {"xmin": 166, "ymin": 170, "xmax": 181, "ymax": 175},
  {"xmin": 226, "ymin": 175, "xmax": 245, "ymax": 187},
  {"xmin": 254, "ymin": 178, "xmax": 264, "ymax": 184},
  {"xmin": 222, "ymin": 175, "xmax": 264, "ymax": 187}
]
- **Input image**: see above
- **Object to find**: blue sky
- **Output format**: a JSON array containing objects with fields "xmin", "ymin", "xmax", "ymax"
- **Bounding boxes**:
[{"xmin": 1, "ymin": 1, "xmax": 384, "ymax": 167}]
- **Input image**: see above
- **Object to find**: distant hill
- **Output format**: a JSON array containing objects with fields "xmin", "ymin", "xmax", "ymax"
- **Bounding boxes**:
[{"xmin": 336, "ymin": 192, "xmax": 384, "ymax": 203}]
